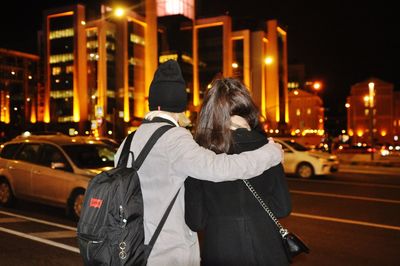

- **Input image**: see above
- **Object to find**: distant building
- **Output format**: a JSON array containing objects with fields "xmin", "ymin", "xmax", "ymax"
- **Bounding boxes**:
[
  {"xmin": 287, "ymin": 88, "xmax": 324, "ymax": 137},
  {"xmin": 288, "ymin": 63, "xmax": 306, "ymax": 91},
  {"xmin": 346, "ymin": 78, "xmax": 400, "ymax": 145},
  {"xmin": 287, "ymin": 63, "xmax": 326, "ymax": 139},
  {"xmin": 0, "ymin": 48, "xmax": 39, "ymax": 134}
]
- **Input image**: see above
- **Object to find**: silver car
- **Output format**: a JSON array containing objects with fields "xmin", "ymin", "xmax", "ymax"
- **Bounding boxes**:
[{"xmin": 0, "ymin": 134, "xmax": 115, "ymax": 220}]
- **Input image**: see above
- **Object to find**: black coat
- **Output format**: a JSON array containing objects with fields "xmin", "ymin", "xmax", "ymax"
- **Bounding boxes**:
[{"xmin": 185, "ymin": 129, "xmax": 292, "ymax": 266}]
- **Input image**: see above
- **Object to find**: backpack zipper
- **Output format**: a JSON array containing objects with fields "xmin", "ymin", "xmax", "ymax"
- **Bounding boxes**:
[
  {"xmin": 119, "ymin": 205, "xmax": 128, "ymax": 260},
  {"xmin": 119, "ymin": 205, "xmax": 127, "ymax": 227}
]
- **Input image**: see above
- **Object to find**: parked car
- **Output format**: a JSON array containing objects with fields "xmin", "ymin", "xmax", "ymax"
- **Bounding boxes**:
[
  {"xmin": 275, "ymin": 138, "xmax": 339, "ymax": 179},
  {"xmin": 80, "ymin": 136, "xmax": 120, "ymax": 150},
  {"xmin": 0, "ymin": 134, "xmax": 116, "ymax": 220}
]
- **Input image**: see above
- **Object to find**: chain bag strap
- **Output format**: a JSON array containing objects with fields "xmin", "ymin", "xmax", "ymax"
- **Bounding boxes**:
[
  {"xmin": 242, "ymin": 180, "xmax": 288, "ymax": 237},
  {"xmin": 242, "ymin": 179, "xmax": 309, "ymax": 263}
]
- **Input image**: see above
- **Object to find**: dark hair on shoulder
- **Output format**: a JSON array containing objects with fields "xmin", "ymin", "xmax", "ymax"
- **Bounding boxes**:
[{"xmin": 194, "ymin": 77, "xmax": 261, "ymax": 153}]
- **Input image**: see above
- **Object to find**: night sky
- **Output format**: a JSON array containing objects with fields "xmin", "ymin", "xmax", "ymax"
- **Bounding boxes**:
[{"xmin": 0, "ymin": 0, "xmax": 398, "ymax": 123}]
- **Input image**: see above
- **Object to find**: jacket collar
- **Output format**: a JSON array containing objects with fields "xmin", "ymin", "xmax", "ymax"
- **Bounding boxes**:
[{"xmin": 143, "ymin": 111, "xmax": 178, "ymax": 127}]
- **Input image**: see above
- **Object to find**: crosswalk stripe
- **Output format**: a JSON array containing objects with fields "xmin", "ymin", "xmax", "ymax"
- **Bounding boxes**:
[
  {"xmin": 0, "ymin": 226, "xmax": 79, "ymax": 253},
  {"xmin": 290, "ymin": 190, "xmax": 400, "ymax": 204},
  {"xmin": 0, "ymin": 210, "xmax": 76, "ymax": 231},
  {"xmin": 292, "ymin": 212, "xmax": 400, "ymax": 231},
  {"xmin": 0, "ymin": 217, "xmax": 29, "ymax": 223},
  {"xmin": 31, "ymin": 230, "xmax": 78, "ymax": 239}
]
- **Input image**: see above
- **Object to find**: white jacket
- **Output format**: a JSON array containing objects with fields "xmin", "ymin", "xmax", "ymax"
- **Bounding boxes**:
[{"xmin": 114, "ymin": 114, "xmax": 282, "ymax": 266}]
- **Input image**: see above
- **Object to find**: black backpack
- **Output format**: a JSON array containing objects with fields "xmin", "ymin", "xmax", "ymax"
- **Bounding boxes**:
[{"xmin": 77, "ymin": 125, "xmax": 177, "ymax": 266}]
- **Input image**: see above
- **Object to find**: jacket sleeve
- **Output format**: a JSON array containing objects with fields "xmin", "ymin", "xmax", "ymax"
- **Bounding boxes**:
[
  {"xmin": 184, "ymin": 177, "xmax": 207, "ymax": 231},
  {"xmin": 263, "ymin": 164, "xmax": 292, "ymax": 218},
  {"xmin": 167, "ymin": 127, "xmax": 283, "ymax": 182}
]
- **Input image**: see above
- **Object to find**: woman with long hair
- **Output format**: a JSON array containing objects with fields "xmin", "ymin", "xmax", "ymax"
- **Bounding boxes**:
[{"xmin": 185, "ymin": 77, "xmax": 292, "ymax": 265}]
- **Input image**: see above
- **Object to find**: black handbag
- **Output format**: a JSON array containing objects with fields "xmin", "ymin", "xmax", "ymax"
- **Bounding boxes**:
[
  {"xmin": 243, "ymin": 180, "xmax": 310, "ymax": 263},
  {"xmin": 281, "ymin": 230, "xmax": 310, "ymax": 262}
]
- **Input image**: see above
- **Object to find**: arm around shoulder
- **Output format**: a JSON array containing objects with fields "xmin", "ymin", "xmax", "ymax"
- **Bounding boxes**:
[{"xmin": 166, "ymin": 128, "xmax": 284, "ymax": 182}]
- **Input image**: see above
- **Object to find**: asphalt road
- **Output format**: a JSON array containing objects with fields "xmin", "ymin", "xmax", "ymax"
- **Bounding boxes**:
[
  {"xmin": 0, "ymin": 171, "xmax": 399, "ymax": 266},
  {"xmin": 285, "ymin": 172, "xmax": 400, "ymax": 265}
]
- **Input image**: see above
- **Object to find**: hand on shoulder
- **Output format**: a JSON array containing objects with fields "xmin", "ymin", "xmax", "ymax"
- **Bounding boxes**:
[{"xmin": 265, "ymin": 137, "xmax": 284, "ymax": 164}]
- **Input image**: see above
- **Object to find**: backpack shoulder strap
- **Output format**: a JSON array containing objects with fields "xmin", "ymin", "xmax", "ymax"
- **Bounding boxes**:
[
  {"xmin": 117, "ymin": 131, "xmax": 136, "ymax": 167},
  {"xmin": 148, "ymin": 188, "xmax": 180, "ymax": 247},
  {"xmin": 133, "ymin": 124, "xmax": 174, "ymax": 170},
  {"xmin": 144, "ymin": 187, "xmax": 181, "ymax": 262}
]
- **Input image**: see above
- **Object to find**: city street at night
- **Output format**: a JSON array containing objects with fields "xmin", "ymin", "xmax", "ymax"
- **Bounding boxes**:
[
  {"xmin": 1, "ymin": 168, "xmax": 399, "ymax": 266},
  {"xmin": 0, "ymin": 0, "xmax": 399, "ymax": 265}
]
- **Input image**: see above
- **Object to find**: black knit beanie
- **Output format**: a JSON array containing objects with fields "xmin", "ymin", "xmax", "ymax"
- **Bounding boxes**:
[{"xmin": 148, "ymin": 60, "xmax": 187, "ymax": 112}]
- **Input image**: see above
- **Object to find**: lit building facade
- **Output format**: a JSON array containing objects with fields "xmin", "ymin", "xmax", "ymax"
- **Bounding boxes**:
[
  {"xmin": 192, "ymin": 18, "xmax": 288, "ymax": 131},
  {"xmin": 84, "ymin": 8, "xmax": 147, "ymax": 139},
  {"xmin": 346, "ymin": 78, "xmax": 400, "ymax": 145},
  {"xmin": 42, "ymin": 4, "xmax": 148, "ymax": 138},
  {"xmin": 287, "ymin": 62, "xmax": 330, "ymax": 139},
  {"xmin": 265, "ymin": 20, "xmax": 289, "ymax": 131},
  {"xmin": 287, "ymin": 64, "xmax": 306, "ymax": 91},
  {"xmin": 36, "ymin": 0, "xmax": 288, "ymax": 138},
  {"xmin": 43, "ymin": 5, "xmax": 88, "ymax": 125},
  {"xmin": 0, "ymin": 48, "xmax": 39, "ymax": 131},
  {"xmin": 287, "ymin": 89, "xmax": 324, "ymax": 136}
]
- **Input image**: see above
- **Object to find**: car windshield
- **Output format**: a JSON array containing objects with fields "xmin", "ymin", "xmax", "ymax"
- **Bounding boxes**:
[
  {"xmin": 62, "ymin": 144, "xmax": 115, "ymax": 169},
  {"xmin": 283, "ymin": 140, "xmax": 310, "ymax": 151}
]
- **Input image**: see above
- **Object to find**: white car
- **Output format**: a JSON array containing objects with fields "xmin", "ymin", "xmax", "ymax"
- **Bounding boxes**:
[
  {"xmin": 0, "ymin": 134, "xmax": 115, "ymax": 220},
  {"xmin": 275, "ymin": 138, "xmax": 339, "ymax": 179}
]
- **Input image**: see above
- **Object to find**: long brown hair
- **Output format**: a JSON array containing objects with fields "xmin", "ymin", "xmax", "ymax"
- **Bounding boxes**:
[{"xmin": 194, "ymin": 78, "xmax": 260, "ymax": 154}]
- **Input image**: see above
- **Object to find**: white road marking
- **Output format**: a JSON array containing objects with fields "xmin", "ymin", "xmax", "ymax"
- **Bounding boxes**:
[
  {"xmin": 292, "ymin": 212, "xmax": 400, "ymax": 231},
  {"xmin": 290, "ymin": 190, "xmax": 400, "ymax": 204},
  {"xmin": 0, "ymin": 217, "xmax": 29, "ymax": 223},
  {"xmin": 0, "ymin": 226, "xmax": 79, "ymax": 253},
  {"xmin": 339, "ymin": 166, "xmax": 400, "ymax": 176},
  {"xmin": 288, "ymin": 178, "xmax": 400, "ymax": 189},
  {"xmin": 31, "ymin": 230, "xmax": 78, "ymax": 239},
  {"xmin": 0, "ymin": 210, "xmax": 76, "ymax": 231},
  {"xmin": 1, "ymin": 181, "xmax": 400, "ymax": 255}
]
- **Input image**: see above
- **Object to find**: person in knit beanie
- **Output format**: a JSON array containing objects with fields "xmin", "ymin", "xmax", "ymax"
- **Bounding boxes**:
[
  {"xmin": 148, "ymin": 59, "xmax": 187, "ymax": 112},
  {"xmin": 147, "ymin": 59, "xmax": 191, "ymax": 127},
  {"xmin": 114, "ymin": 60, "xmax": 284, "ymax": 266}
]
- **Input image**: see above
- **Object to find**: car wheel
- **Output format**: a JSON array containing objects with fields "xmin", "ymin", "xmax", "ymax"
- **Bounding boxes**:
[
  {"xmin": 67, "ymin": 189, "xmax": 85, "ymax": 221},
  {"xmin": 296, "ymin": 162, "xmax": 314, "ymax": 179},
  {"xmin": 0, "ymin": 177, "xmax": 15, "ymax": 207}
]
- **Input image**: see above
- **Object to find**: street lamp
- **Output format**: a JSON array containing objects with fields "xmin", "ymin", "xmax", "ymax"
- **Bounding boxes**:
[
  {"xmin": 114, "ymin": 7, "xmax": 125, "ymax": 17},
  {"xmin": 312, "ymin": 81, "xmax": 323, "ymax": 96},
  {"xmin": 368, "ymin": 82, "xmax": 375, "ymax": 161},
  {"xmin": 313, "ymin": 81, "xmax": 321, "ymax": 91},
  {"xmin": 264, "ymin": 56, "xmax": 273, "ymax": 65}
]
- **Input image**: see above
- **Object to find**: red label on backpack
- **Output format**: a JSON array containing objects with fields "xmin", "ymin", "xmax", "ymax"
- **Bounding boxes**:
[{"xmin": 89, "ymin": 198, "xmax": 103, "ymax": 208}]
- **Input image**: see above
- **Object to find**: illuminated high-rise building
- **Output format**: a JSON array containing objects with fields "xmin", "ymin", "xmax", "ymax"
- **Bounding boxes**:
[
  {"xmin": 226, "ymin": 19, "xmax": 289, "ymax": 131},
  {"xmin": 265, "ymin": 20, "xmax": 288, "ymax": 130},
  {"xmin": 38, "ymin": 0, "xmax": 288, "ymax": 138},
  {"xmin": 42, "ymin": 4, "xmax": 147, "ymax": 138},
  {"xmin": 0, "ymin": 48, "xmax": 39, "ymax": 132},
  {"xmin": 43, "ymin": 5, "xmax": 88, "ymax": 126}
]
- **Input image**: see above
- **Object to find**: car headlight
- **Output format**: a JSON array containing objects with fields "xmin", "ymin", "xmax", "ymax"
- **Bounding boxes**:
[
  {"xmin": 309, "ymin": 154, "xmax": 327, "ymax": 162},
  {"xmin": 328, "ymin": 155, "xmax": 338, "ymax": 161}
]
